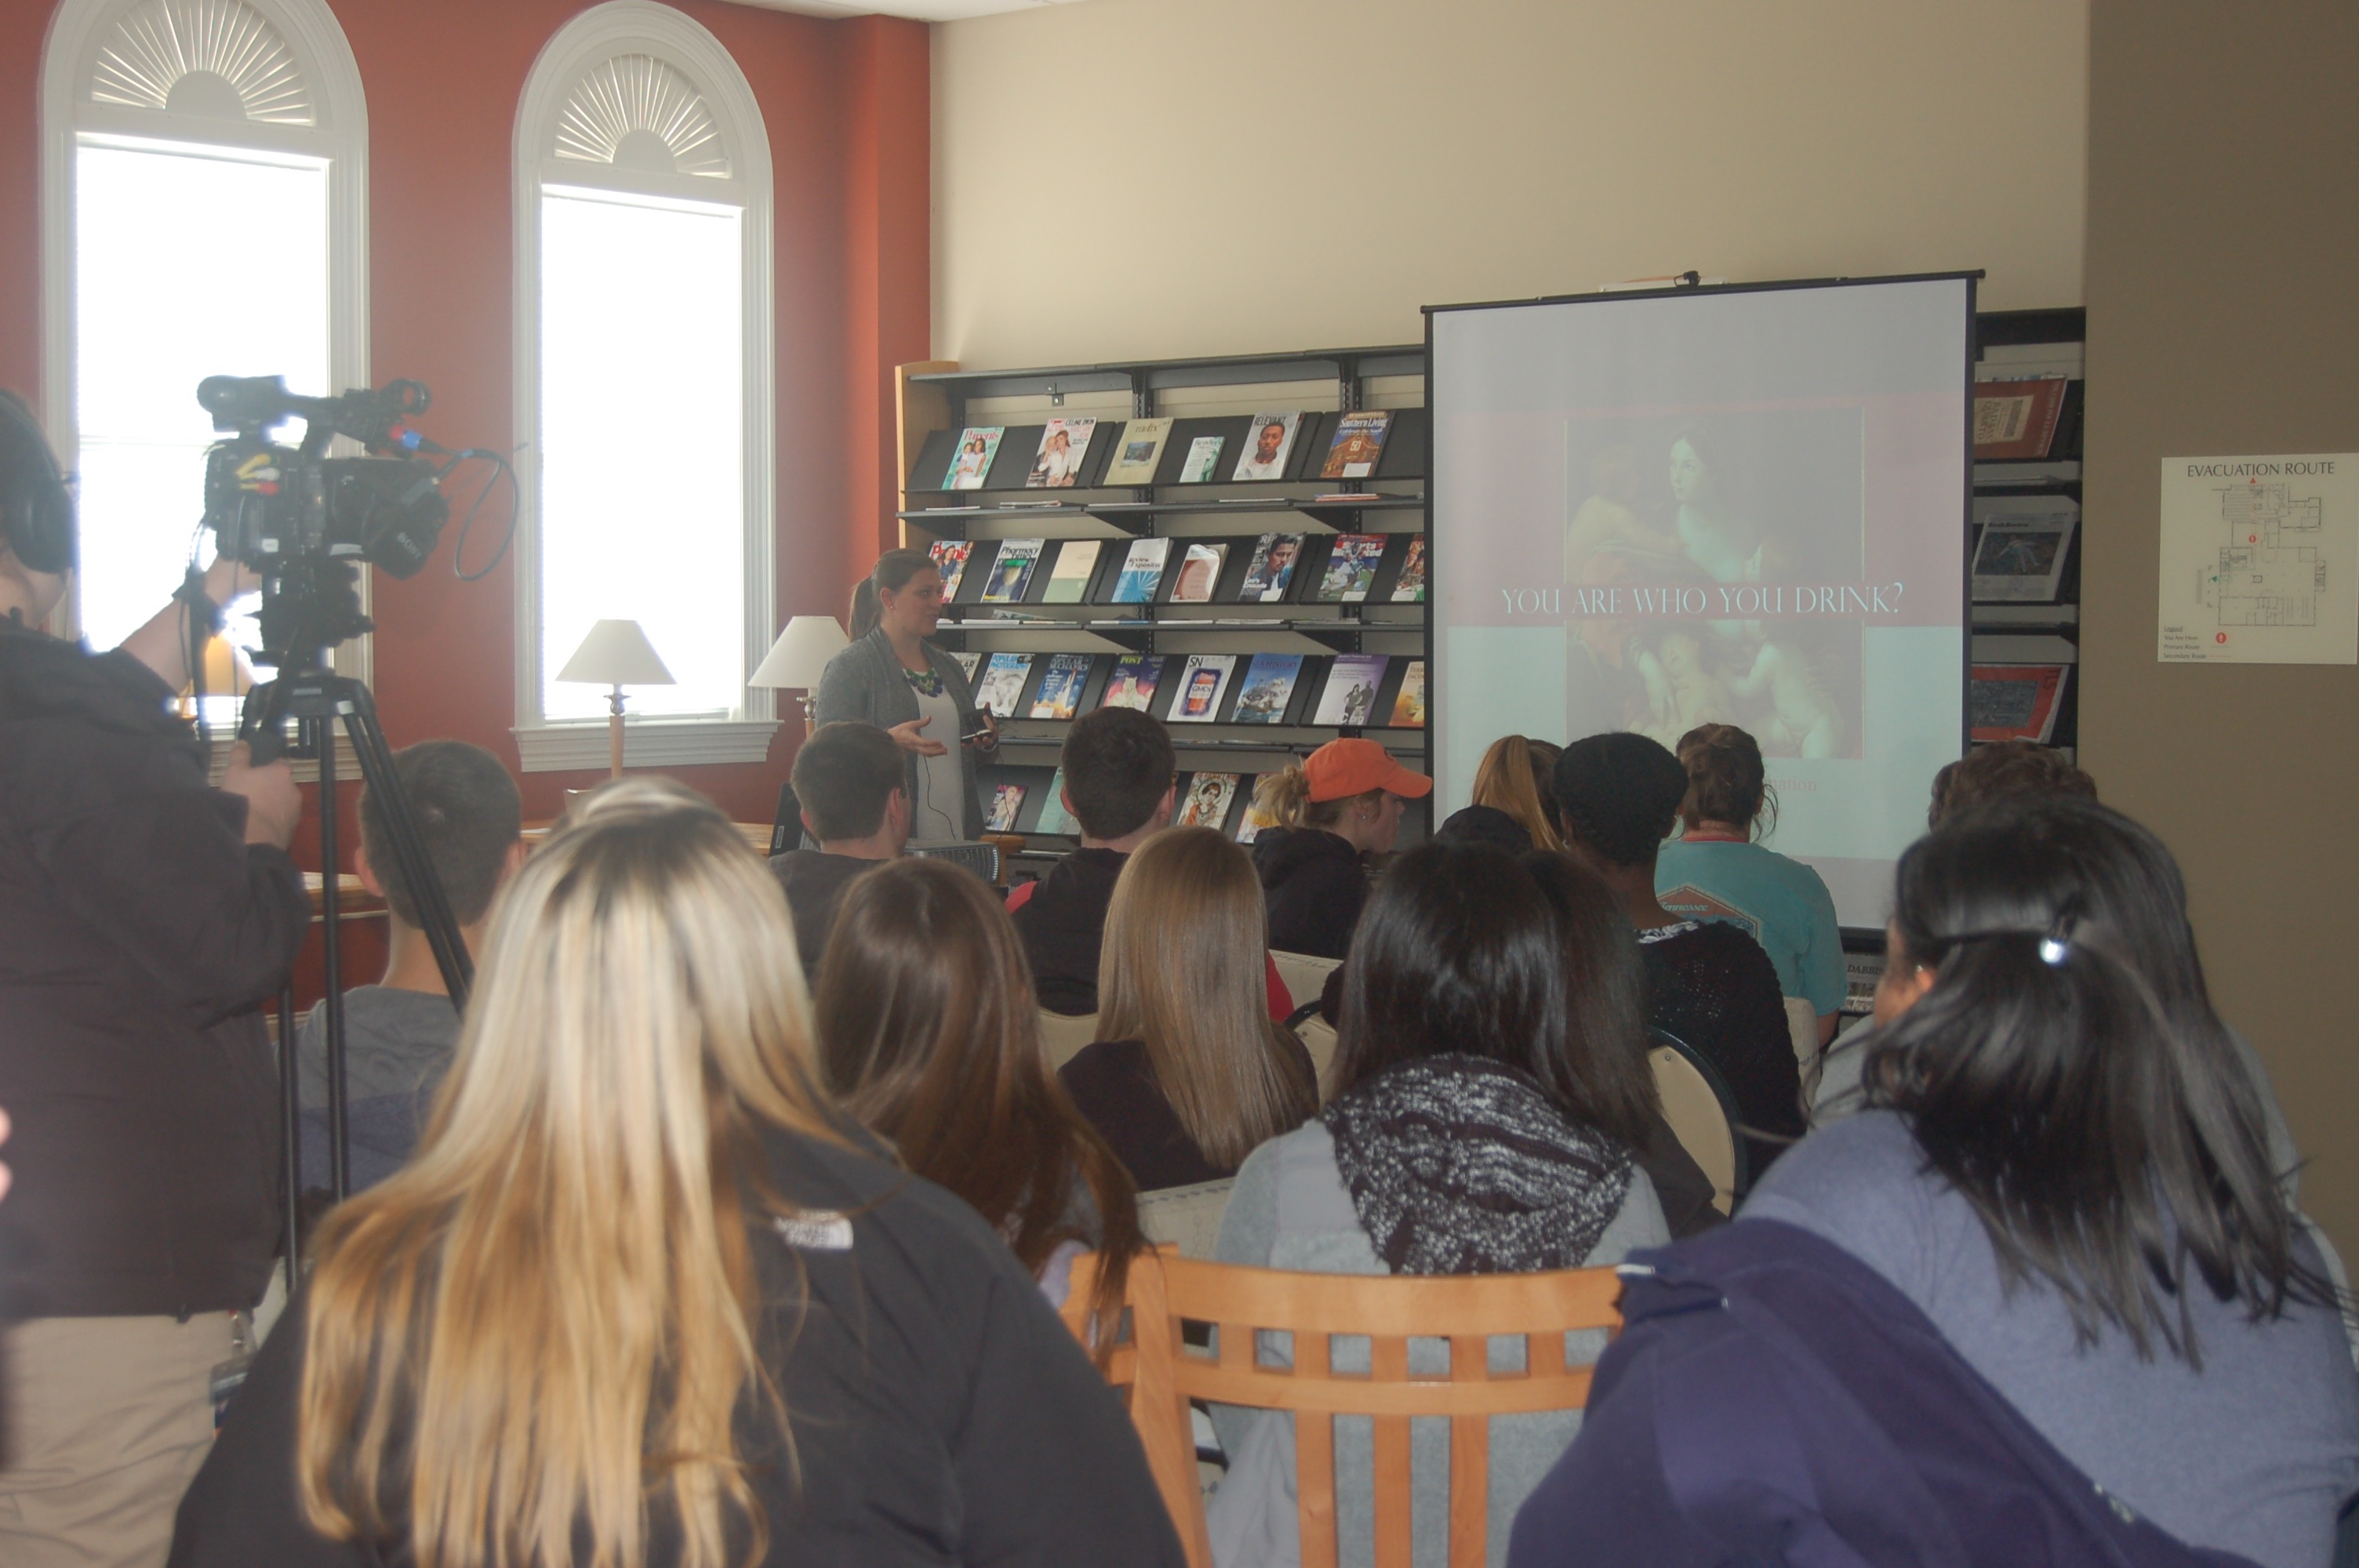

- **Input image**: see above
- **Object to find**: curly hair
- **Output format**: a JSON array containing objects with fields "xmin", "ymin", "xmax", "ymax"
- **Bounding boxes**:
[
  {"xmin": 1676, "ymin": 722, "xmax": 1774, "ymax": 837},
  {"xmin": 1928, "ymin": 740, "xmax": 2096, "ymax": 829},
  {"xmin": 1551, "ymin": 731, "xmax": 1688, "ymax": 869}
]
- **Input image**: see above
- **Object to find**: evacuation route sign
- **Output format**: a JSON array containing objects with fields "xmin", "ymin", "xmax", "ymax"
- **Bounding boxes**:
[{"xmin": 2157, "ymin": 453, "xmax": 2359, "ymax": 664}]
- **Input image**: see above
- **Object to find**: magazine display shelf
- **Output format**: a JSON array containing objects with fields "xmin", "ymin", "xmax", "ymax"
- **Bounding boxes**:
[{"xmin": 892, "ymin": 347, "xmax": 1432, "ymax": 859}]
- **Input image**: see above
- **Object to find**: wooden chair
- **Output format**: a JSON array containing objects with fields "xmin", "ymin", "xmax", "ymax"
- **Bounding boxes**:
[
  {"xmin": 1064, "ymin": 1251, "xmax": 1625, "ymax": 1568},
  {"xmin": 1136, "ymin": 1178, "xmax": 1236, "ymax": 1259},
  {"xmin": 1649, "ymin": 1030, "xmax": 1749, "ymax": 1214},
  {"xmin": 1783, "ymin": 996, "xmax": 1824, "ymax": 1104},
  {"xmin": 1270, "ymin": 949, "xmax": 1343, "ymax": 1018},
  {"xmin": 1038, "ymin": 1008, "xmax": 1100, "ymax": 1069}
]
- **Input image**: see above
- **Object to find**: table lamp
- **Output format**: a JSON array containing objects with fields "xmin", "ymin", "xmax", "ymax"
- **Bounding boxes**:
[
  {"xmin": 556, "ymin": 619, "xmax": 674, "ymax": 779},
  {"xmin": 749, "ymin": 615, "xmax": 848, "ymax": 737}
]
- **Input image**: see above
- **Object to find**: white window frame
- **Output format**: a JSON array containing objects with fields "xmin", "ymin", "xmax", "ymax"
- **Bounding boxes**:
[
  {"xmin": 511, "ymin": 1, "xmax": 777, "ymax": 772},
  {"xmin": 39, "ymin": 0, "xmax": 373, "ymax": 724}
]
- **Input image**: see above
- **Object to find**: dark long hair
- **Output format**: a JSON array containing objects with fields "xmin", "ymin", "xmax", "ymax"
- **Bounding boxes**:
[
  {"xmin": 847, "ymin": 547, "xmax": 936, "ymax": 641},
  {"xmin": 1518, "ymin": 850, "xmax": 1662, "ymax": 1143},
  {"xmin": 1332, "ymin": 841, "xmax": 1652, "ymax": 1151},
  {"xmin": 813, "ymin": 857, "xmax": 1140, "ymax": 1352},
  {"xmin": 1862, "ymin": 796, "xmax": 2328, "ymax": 1361}
]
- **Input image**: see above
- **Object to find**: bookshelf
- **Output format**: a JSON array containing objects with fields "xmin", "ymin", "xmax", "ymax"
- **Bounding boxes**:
[{"xmin": 893, "ymin": 347, "xmax": 1431, "ymax": 866}]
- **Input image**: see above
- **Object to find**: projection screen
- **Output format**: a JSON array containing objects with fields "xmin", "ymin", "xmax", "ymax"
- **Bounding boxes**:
[{"xmin": 1428, "ymin": 274, "xmax": 1973, "ymax": 929}]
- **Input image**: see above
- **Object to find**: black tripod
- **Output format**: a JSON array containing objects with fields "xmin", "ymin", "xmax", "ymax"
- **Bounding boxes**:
[{"xmin": 242, "ymin": 662, "xmax": 471, "ymax": 1292}]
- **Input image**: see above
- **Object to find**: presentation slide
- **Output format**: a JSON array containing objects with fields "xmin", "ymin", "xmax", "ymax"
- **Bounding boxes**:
[{"xmin": 1430, "ymin": 275, "xmax": 1971, "ymax": 928}]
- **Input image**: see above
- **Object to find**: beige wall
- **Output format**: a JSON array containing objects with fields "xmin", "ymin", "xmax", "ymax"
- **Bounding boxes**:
[
  {"xmin": 2083, "ymin": 0, "xmax": 2359, "ymax": 1260},
  {"xmin": 932, "ymin": 0, "xmax": 2088, "ymax": 368}
]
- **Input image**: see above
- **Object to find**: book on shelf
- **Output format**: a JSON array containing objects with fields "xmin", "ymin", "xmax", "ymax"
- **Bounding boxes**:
[
  {"xmin": 929, "ymin": 539, "xmax": 976, "ymax": 600},
  {"xmin": 1230, "ymin": 653, "xmax": 1304, "ymax": 724},
  {"xmin": 1972, "ymin": 377, "xmax": 2068, "ymax": 460},
  {"xmin": 1101, "ymin": 417, "xmax": 1174, "ymax": 485},
  {"xmin": 984, "ymin": 782, "xmax": 1027, "ymax": 833},
  {"xmin": 1313, "ymin": 654, "xmax": 1389, "ymax": 726},
  {"xmin": 1316, "ymin": 534, "xmax": 1388, "ymax": 602},
  {"xmin": 1027, "ymin": 653, "xmax": 1095, "ymax": 720},
  {"xmin": 943, "ymin": 426, "xmax": 1005, "ymax": 490},
  {"xmin": 1177, "ymin": 771, "xmax": 1241, "ymax": 831},
  {"xmin": 1390, "ymin": 535, "xmax": 1428, "ymax": 603},
  {"xmin": 1234, "ymin": 779, "xmax": 1269, "ymax": 844},
  {"xmin": 1040, "ymin": 539, "xmax": 1102, "ymax": 603},
  {"xmin": 1168, "ymin": 542, "xmax": 1227, "ymax": 604},
  {"xmin": 1238, "ymin": 532, "xmax": 1304, "ymax": 603},
  {"xmin": 1099, "ymin": 653, "xmax": 1167, "ymax": 713},
  {"xmin": 1388, "ymin": 659, "xmax": 1427, "ymax": 728},
  {"xmin": 949, "ymin": 650, "xmax": 982, "ymax": 682},
  {"xmin": 973, "ymin": 652, "xmax": 1035, "ymax": 718},
  {"xmin": 1110, "ymin": 537, "xmax": 1172, "ymax": 604},
  {"xmin": 1231, "ymin": 412, "xmax": 1303, "ymax": 481},
  {"xmin": 982, "ymin": 539, "xmax": 1044, "ymax": 604},
  {"xmin": 1025, "ymin": 419, "xmax": 1097, "ymax": 488},
  {"xmin": 1971, "ymin": 495, "xmax": 2077, "ymax": 603},
  {"xmin": 1168, "ymin": 654, "xmax": 1237, "ymax": 723},
  {"xmin": 1177, "ymin": 435, "xmax": 1226, "ymax": 484},
  {"xmin": 1319, "ymin": 410, "xmax": 1393, "ymax": 480},
  {"xmin": 1034, "ymin": 768, "xmax": 1078, "ymax": 835},
  {"xmin": 1970, "ymin": 663, "xmax": 2070, "ymax": 743}
]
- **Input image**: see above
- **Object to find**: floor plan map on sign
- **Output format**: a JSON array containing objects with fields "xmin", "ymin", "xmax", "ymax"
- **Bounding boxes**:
[{"xmin": 2157, "ymin": 453, "xmax": 2357, "ymax": 664}]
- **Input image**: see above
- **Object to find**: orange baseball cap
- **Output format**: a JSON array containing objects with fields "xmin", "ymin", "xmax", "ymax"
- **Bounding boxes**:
[{"xmin": 1303, "ymin": 738, "xmax": 1433, "ymax": 803}]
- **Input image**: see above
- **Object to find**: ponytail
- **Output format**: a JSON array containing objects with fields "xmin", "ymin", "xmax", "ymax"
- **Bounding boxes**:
[
  {"xmin": 1249, "ymin": 765, "xmax": 1355, "ymax": 832},
  {"xmin": 850, "ymin": 547, "xmax": 938, "ymax": 641}
]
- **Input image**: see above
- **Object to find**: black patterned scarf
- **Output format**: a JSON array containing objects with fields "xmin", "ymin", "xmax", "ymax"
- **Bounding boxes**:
[{"xmin": 1321, "ymin": 1054, "xmax": 1634, "ymax": 1276}]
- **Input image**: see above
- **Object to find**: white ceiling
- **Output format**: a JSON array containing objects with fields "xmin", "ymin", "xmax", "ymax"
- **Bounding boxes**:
[{"xmin": 727, "ymin": 0, "xmax": 1091, "ymax": 20}]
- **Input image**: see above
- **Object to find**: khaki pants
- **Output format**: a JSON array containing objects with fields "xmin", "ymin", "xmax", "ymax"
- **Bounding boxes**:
[{"xmin": 0, "ymin": 1314, "xmax": 238, "ymax": 1568}]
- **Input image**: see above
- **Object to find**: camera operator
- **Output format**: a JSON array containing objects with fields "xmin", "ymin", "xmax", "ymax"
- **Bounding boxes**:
[{"xmin": 0, "ymin": 390, "xmax": 308, "ymax": 1568}]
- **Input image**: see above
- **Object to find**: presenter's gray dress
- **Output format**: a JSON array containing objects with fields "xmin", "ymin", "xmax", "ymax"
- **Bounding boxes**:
[{"xmin": 813, "ymin": 626, "xmax": 987, "ymax": 840}]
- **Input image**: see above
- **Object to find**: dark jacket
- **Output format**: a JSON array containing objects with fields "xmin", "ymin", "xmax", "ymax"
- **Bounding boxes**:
[
  {"xmin": 1507, "ymin": 1219, "xmax": 2263, "ymax": 1568},
  {"xmin": 1251, "ymin": 826, "xmax": 1368, "ymax": 959},
  {"xmin": 771, "ymin": 848, "xmax": 885, "ymax": 982},
  {"xmin": 1639, "ymin": 920, "xmax": 1803, "ymax": 1181},
  {"xmin": 812, "ymin": 626, "xmax": 986, "ymax": 840},
  {"xmin": 0, "ymin": 622, "xmax": 308, "ymax": 1317},
  {"xmin": 169, "ymin": 1124, "xmax": 1187, "ymax": 1568},
  {"xmin": 1009, "ymin": 846, "xmax": 1128, "ymax": 1014},
  {"xmin": 1059, "ymin": 1035, "xmax": 1318, "ymax": 1193}
]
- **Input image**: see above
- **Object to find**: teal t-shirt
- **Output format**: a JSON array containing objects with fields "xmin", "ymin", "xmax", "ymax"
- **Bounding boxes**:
[{"xmin": 1655, "ymin": 837, "xmax": 1845, "ymax": 1015}]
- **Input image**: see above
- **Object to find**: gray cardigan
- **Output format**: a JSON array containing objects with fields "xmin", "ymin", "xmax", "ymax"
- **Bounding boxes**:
[{"xmin": 812, "ymin": 626, "xmax": 987, "ymax": 840}]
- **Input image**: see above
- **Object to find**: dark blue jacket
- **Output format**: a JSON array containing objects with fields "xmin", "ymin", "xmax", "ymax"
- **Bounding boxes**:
[{"xmin": 1507, "ymin": 1219, "xmax": 2263, "ymax": 1568}]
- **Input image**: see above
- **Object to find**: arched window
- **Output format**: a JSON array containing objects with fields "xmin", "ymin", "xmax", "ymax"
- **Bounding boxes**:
[
  {"xmin": 42, "ymin": 0, "xmax": 369, "ymax": 714},
  {"xmin": 513, "ymin": 1, "xmax": 776, "ymax": 771}
]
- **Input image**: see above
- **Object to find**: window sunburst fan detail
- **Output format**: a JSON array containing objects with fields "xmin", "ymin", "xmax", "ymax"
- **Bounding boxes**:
[
  {"xmin": 90, "ymin": 0, "xmax": 313, "ymax": 124},
  {"xmin": 554, "ymin": 54, "xmax": 729, "ymax": 178}
]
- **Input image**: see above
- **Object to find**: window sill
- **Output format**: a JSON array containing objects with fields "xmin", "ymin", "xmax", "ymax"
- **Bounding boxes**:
[{"xmin": 513, "ymin": 719, "xmax": 780, "ymax": 774}]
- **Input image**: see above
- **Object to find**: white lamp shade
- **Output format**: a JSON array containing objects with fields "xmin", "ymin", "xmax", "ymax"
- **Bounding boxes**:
[
  {"xmin": 556, "ymin": 619, "xmax": 675, "ymax": 686},
  {"xmin": 749, "ymin": 615, "xmax": 849, "ymax": 690}
]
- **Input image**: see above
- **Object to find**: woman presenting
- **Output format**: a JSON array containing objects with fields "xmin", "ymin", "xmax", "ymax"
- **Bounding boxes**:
[{"xmin": 815, "ymin": 548, "xmax": 995, "ymax": 843}]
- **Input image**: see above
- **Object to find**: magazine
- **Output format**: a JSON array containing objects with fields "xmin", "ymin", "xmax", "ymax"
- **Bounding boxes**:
[
  {"xmin": 983, "ymin": 782, "xmax": 1027, "ymax": 833},
  {"xmin": 1319, "ymin": 410, "xmax": 1394, "ymax": 480},
  {"xmin": 1034, "ymin": 768, "xmax": 1078, "ymax": 835},
  {"xmin": 1026, "ymin": 419, "xmax": 1098, "ymax": 488},
  {"xmin": 1969, "ymin": 663, "xmax": 2070, "ymax": 743},
  {"xmin": 1387, "ymin": 659, "xmax": 1427, "ymax": 728},
  {"xmin": 1230, "ymin": 653, "xmax": 1303, "ymax": 724},
  {"xmin": 982, "ymin": 539, "xmax": 1044, "ymax": 604},
  {"xmin": 1099, "ymin": 653, "xmax": 1167, "ymax": 713},
  {"xmin": 973, "ymin": 652, "xmax": 1035, "ymax": 718},
  {"xmin": 1234, "ymin": 779, "xmax": 1267, "ymax": 844},
  {"xmin": 929, "ymin": 539, "xmax": 976, "ymax": 600},
  {"xmin": 1110, "ymin": 538, "xmax": 1172, "ymax": 604},
  {"xmin": 1027, "ymin": 653, "xmax": 1094, "ymax": 720},
  {"xmin": 1315, "ymin": 534, "xmax": 1388, "ymax": 602},
  {"xmin": 1167, "ymin": 654, "xmax": 1237, "ymax": 723},
  {"xmin": 943, "ymin": 427, "xmax": 1004, "ymax": 490},
  {"xmin": 1178, "ymin": 772, "xmax": 1241, "ymax": 831},
  {"xmin": 1238, "ymin": 533, "xmax": 1304, "ymax": 603},
  {"xmin": 949, "ymin": 650, "xmax": 981, "ymax": 681},
  {"xmin": 1177, "ymin": 435, "xmax": 1226, "ymax": 484},
  {"xmin": 1168, "ymin": 542, "xmax": 1227, "ymax": 603},
  {"xmin": 1101, "ymin": 417, "xmax": 1174, "ymax": 485},
  {"xmin": 1039, "ymin": 539, "xmax": 1102, "ymax": 603},
  {"xmin": 1390, "ymin": 535, "xmax": 1427, "ymax": 603},
  {"xmin": 1231, "ymin": 412, "xmax": 1303, "ymax": 481},
  {"xmin": 1313, "ymin": 654, "xmax": 1388, "ymax": 726},
  {"xmin": 1971, "ymin": 495, "xmax": 2078, "ymax": 603}
]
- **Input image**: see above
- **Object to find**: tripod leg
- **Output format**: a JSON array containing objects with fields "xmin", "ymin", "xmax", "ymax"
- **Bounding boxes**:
[
  {"xmin": 278, "ymin": 982, "xmax": 301, "ymax": 1296},
  {"xmin": 336, "ymin": 685, "xmax": 474, "ymax": 1007},
  {"xmin": 315, "ymin": 713, "xmax": 349, "ymax": 1205}
]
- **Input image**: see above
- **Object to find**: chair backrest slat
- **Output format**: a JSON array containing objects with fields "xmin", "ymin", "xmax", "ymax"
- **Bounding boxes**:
[
  {"xmin": 1448, "ymin": 1335, "xmax": 1492, "ymax": 1568},
  {"xmin": 1370, "ymin": 1335, "xmax": 1414, "ymax": 1568}
]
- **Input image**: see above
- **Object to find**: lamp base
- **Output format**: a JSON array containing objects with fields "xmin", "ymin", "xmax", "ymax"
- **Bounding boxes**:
[{"xmin": 608, "ymin": 685, "xmax": 626, "ymax": 779}]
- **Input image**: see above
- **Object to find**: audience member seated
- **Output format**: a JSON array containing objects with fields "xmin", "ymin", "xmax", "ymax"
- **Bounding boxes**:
[
  {"xmin": 1553, "ymin": 731, "xmax": 1801, "ymax": 1178},
  {"xmin": 817, "ymin": 855, "xmax": 1142, "ymax": 1324},
  {"xmin": 1208, "ymin": 840, "xmax": 1670, "ymax": 1567},
  {"xmin": 1249, "ymin": 738, "xmax": 1430, "ymax": 959},
  {"xmin": 769, "ymin": 719, "xmax": 907, "ymax": 980},
  {"xmin": 1463, "ymin": 732, "xmax": 1566, "ymax": 851},
  {"xmin": 296, "ymin": 739, "xmax": 522, "ymax": 1195},
  {"xmin": 1060, "ymin": 827, "xmax": 1318, "ymax": 1192},
  {"xmin": 172, "ymin": 781, "xmax": 1183, "ymax": 1568},
  {"xmin": 1927, "ymin": 735, "xmax": 2096, "ymax": 828},
  {"xmin": 1655, "ymin": 722, "xmax": 1845, "ymax": 1046},
  {"xmin": 1006, "ymin": 706, "xmax": 1176, "ymax": 1013},
  {"xmin": 1513, "ymin": 797, "xmax": 2359, "ymax": 1568}
]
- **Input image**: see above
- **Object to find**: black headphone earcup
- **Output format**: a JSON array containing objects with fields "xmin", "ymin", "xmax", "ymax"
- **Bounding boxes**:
[{"xmin": 0, "ymin": 391, "xmax": 78, "ymax": 576}]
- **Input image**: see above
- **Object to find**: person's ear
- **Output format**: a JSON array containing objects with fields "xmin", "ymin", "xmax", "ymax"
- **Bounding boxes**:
[
  {"xmin": 799, "ymin": 808, "xmax": 819, "ymax": 839},
  {"xmin": 1154, "ymin": 782, "xmax": 1176, "ymax": 826},
  {"xmin": 886, "ymin": 787, "xmax": 911, "ymax": 833},
  {"xmin": 353, "ymin": 842, "xmax": 385, "ymax": 898},
  {"xmin": 499, "ymin": 838, "xmax": 528, "ymax": 884}
]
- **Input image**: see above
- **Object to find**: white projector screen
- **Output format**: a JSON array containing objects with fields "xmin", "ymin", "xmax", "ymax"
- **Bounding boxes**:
[{"xmin": 1429, "ymin": 274, "xmax": 1972, "ymax": 929}]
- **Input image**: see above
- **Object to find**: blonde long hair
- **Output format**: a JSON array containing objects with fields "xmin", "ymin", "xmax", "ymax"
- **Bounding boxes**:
[
  {"xmin": 1470, "ymin": 735, "xmax": 1565, "ymax": 852},
  {"xmin": 297, "ymin": 779, "xmax": 842, "ymax": 1568},
  {"xmin": 1096, "ymin": 827, "xmax": 1318, "ymax": 1165}
]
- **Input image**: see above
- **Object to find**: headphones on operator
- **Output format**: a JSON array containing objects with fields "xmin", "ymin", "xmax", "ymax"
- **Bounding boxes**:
[{"xmin": 0, "ymin": 388, "xmax": 79, "ymax": 576}]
